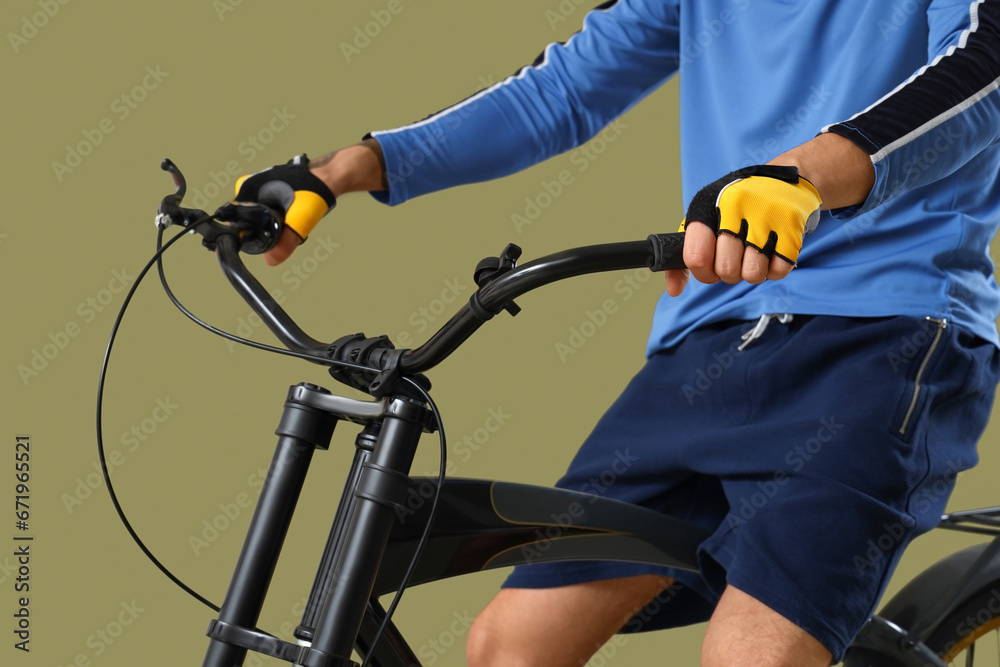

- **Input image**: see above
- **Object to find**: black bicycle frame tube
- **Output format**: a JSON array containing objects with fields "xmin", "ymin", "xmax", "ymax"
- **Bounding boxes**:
[
  {"xmin": 202, "ymin": 393, "xmax": 338, "ymax": 667},
  {"xmin": 305, "ymin": 402, "xmax": 428, "ymax": 664}
]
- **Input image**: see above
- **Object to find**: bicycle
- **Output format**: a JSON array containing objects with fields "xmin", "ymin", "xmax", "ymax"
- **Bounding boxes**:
[{"xmin": 98, "ymin": 160, "xmax": 1000, "ymax": 666}]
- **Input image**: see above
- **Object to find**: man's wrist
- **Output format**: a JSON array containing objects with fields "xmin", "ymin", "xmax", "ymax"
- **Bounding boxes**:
[
  {"xmin": 766, "ymin": 132, "xmax": 875, "ymax": 211},
  {"xmin": 309, "ymin": 140, "xmax": 386, "ymax": 197}
]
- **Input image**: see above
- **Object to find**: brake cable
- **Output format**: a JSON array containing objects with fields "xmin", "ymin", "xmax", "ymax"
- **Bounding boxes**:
[
  {"xmin": 98, "ymin": 213, "xmax": 447, "ymax": 659},
  {"xmin": 97, "ymin": 221, "xmax": 222, "ymax": 611}
]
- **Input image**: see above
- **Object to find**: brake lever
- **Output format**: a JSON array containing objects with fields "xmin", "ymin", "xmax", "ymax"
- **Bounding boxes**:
[
  {"xmin": 155, "ymin": 159, "xmax": 282, "ymax": 255},
  {"xmin": 156, "ymin": 159, "xmax": 211, "ymax": 230}
]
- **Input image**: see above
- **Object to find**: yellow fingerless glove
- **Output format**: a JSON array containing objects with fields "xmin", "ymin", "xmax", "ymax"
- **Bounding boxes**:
[
  {"xmin": 233, "ymin": 154, "xmax": 337, "ymax": 242},
  {"xmin": 681, "ymin": 165, "xmax": 822, "ymax": 264}
]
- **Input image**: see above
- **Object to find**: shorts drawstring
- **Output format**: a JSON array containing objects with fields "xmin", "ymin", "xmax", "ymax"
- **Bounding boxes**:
[{"xmin": 738, "ymin": 313, "xmax": 794, "ymax": 351}]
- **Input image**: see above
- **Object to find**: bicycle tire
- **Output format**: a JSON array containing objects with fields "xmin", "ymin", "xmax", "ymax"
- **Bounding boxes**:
[
  {"xmin": 844, "ymin": 542, "xmax": 1000, "ymax": 666},
  {"xmin": 922, "ymin": 588, "xmax": 1000, "ymax": 663}
]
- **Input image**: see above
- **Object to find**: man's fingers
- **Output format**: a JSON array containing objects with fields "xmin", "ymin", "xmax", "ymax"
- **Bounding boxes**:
[
  {"xmin": 665, "ymin": 268, "xmax": 690, "ymax": 297},
  {"xmin": 714, "ymin": 233, "xmax": 746, "ymax": 284},
  {"xmin": 683, "ymin": 221, "xmax": 721, "ymax": 286},
  {"xmin": 741, "ymin": 245, "xmax": 771, "ymax": 284},
  {"xmin": 263, "ymin": 227, "xmax": 303, "ymax": 266},
  {"xmin": 669, "ymin": 220, "xmax": 797, "ymax": 296},
  {"xmin": 767, "ymin": 255, "xmax": 795, "ymax": 281}
]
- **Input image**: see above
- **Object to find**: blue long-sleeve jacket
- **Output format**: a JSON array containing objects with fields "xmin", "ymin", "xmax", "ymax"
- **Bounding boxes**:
[{"xmin": 370, "ymin": 0, "xmax": 1000, "ymax": 351}]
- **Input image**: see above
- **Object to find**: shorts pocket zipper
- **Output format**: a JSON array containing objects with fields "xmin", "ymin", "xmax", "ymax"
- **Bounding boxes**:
[{"xmin": 898, "ymin": 317, "xmax": 947, "ymax": 436}]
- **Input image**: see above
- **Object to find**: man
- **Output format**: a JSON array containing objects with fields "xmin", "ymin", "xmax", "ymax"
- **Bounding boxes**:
[{"xmin": 233, "ymin": 1, "xmax": 1000, "ymax": 664}]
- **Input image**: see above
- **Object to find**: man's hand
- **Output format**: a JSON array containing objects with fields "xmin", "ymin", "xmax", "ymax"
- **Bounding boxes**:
[
  {"xmin": 232, "ymin": 154, "xmax": 337, "ymax": 264},
  {"xmin": 666, "ymin": 165, "xmax": 821, "ymax": 295},
  {"xmin": 231, "ymin": 140, "xmax": 387, "ymax": 266},
  {"xmin": 665, "ymin": 132, "xmax": 876, "ymax": 297}
]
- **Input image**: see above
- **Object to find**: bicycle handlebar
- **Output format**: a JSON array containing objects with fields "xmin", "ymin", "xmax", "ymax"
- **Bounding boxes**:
[
  {"xmin": 215, "ymin": 235, "xmax": 331, "ymax": 357},
  {"xmin": 218, "ymin": 232, "xmax": 684, "ymax": 374},
  {"xmin": 400, "ymin": 237, "xmax": 683, "ymax": 373},
  {"xmin": 157, "ymin": 160, "xmax": 686, "ymax": 389}
]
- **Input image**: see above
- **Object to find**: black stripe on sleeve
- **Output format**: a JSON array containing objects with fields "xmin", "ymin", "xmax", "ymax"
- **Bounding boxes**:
[{"xmin": 828, "ymin": 0, "xmax": 1000, "ymax": 156}]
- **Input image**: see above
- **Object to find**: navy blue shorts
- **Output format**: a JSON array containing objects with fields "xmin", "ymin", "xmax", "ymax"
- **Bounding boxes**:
[{"xmin": 502, "ymin": 315, "xmax": 1000, "ymax": 659}]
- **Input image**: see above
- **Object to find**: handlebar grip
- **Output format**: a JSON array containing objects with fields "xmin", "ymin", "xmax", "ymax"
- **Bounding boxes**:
[
  {"xmin": 233, "ymin": 155, "xmax": 337, "ymax": 242},
  {"xmin": 647, "ymin": 232, "xmax": 685, "ymax": 271}
]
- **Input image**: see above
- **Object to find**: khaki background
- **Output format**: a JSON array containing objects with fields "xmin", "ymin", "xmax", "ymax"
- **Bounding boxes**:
[{"xmin": 1, "ymin": 2, "xmax": 996, "ymax": 666}]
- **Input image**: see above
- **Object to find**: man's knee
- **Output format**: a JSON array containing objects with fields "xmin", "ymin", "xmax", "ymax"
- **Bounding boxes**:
[
  {"xmin": 466, "ymin": 602, "xmax": 498, "ymax": 667},
  {"xmin": 467, "ymin": 576, "xmax": 675, "ymax": 667}
]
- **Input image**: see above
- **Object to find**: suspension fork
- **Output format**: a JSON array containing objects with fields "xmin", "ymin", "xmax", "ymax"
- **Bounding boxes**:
[{"xmin": 201, "ymin": 383, "xmax": 432, "ymax": 667}]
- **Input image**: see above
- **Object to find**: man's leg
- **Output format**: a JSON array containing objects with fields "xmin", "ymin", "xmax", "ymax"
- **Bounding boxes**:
[
  {"xmin": 701, "ymin": 585, "xmax": 831, "ymax": 667},
  {"xmin": 467, "ymin": 577, "xmax": 832, "ymax": 667},
  {"xmin": 466, "ymin": 574, "xmax": 672, "ymax": 667}
]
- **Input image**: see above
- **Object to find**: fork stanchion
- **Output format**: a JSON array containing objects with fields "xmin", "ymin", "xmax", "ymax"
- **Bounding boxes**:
[
  {"xmin": 300, "ymin": 398, "xmax": 431, "ymax": 666},
  {"xmin": 201, "ymin": 387, "xmax": 338, "ymax": 667},
  {"xmin": 296, "ymin": 423, "xmax": 381, "ymax": 643}
]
